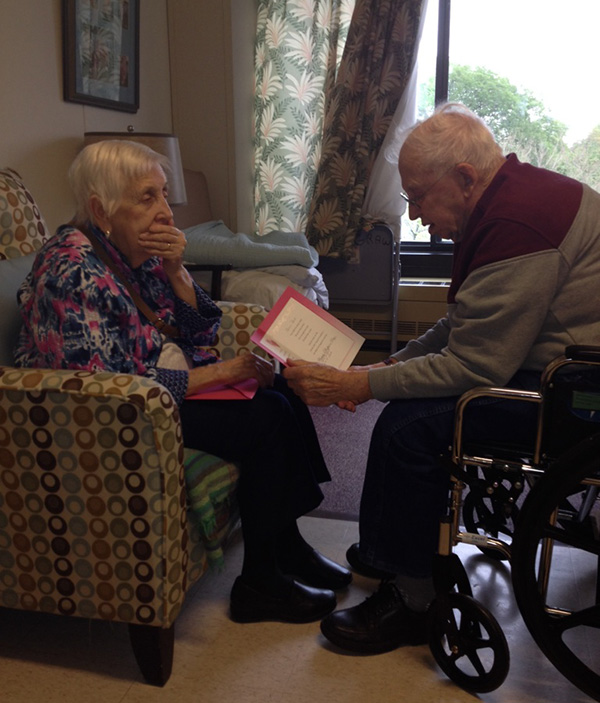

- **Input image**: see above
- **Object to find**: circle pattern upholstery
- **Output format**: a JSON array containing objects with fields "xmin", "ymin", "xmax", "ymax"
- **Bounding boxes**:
[
  {"xmin": 210, "ymin": 302, "xmax": 269, "ymax": 360},
  {"xmin": 0, "ymin": 368, "xmax": 195, "ymax": 625},
  {"xmin": 0, "ymin": 292, "xmax": 263, "ymax": 628},
  {"xmin": 0, "ymin": 168, "xmax": 51, "ymax": 260}
]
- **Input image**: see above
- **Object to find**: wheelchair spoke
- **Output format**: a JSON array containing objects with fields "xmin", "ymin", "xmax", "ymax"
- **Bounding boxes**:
[
  {"xmin": 457, "ymin": 611, "xmax": 483, "ymax": 642},
  {"xmin": 456, "ymin": 625, "xmax": 496, "ymax": 676},
  {"xmin": 466, "ymin": 647, "xmax": 490, "ymax": 678},
  {"xmin": 474, "ymin": 501, "xmax": 495, "ymax": 527}
]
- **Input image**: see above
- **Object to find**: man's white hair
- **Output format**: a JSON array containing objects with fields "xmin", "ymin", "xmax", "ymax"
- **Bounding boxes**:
[{"xmin": 400, "ymin": 103, "xmax": 504, "ymax": 182}]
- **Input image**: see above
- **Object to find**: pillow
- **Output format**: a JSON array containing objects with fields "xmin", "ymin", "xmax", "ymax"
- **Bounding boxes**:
[
  {"xmin": 0, "ymin": 253, "xmax": 35, "ymax": 365},
  {"xmin": 183, "ymin": 220, "xmax": 319, "ymax": 268},
  {"xmin": 251, "ymin": 264, "xmax": 322, "ymax": 288},
  {"xmin": 0, "ymin": 168, "xmax": 51, "ymax": 260}
]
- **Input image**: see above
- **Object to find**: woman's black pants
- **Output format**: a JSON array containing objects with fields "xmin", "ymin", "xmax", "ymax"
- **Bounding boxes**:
[{"xmin": 179, "ymin": 375, "xmax": 329, "ymax": 537}]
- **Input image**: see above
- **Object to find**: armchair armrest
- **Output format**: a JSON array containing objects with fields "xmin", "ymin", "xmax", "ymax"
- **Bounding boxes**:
[
  {"xmin": 0, "ymin": 365, "xmax": 190, "ymax": 628},
  {"xmin": 208, "ymin": 301, "xmax": 270, "ymax": 360}
]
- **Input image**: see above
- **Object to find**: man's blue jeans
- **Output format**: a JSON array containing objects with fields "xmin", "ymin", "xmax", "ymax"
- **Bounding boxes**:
[{"xmin": 358, "ymin": 370, "xmax": 542, "ymax": 578}]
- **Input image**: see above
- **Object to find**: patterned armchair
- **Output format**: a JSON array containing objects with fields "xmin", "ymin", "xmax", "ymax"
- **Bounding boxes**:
[{"xmin": 0, "ymin": 168, "xmax": 268, "ymax": 685}]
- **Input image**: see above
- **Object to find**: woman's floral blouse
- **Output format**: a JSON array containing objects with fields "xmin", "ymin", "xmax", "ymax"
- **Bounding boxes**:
[{"xmin": 14, "ymin": 224, "xmax": 222, "ymax": 406}]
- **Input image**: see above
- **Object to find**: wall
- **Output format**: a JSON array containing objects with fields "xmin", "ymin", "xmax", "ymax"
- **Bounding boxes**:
[
  {"xmin": 230, "ymin": 0, "xmax": 258, "ymax": 234},
  {"xmin": 168, "ymin": 0, "xmax": 257, "ymax": 233},
  {"xmin": 0, "ymin": 0, "xmax": 174, "ymax": 233}
]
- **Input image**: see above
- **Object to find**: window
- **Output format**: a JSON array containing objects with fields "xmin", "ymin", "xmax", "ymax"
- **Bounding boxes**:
[
  {"xmin": 402, "ymin": 0, "xmax": 600, "ymax": 279},
  {"xmin": 400, "ymin": 0, "xmax": 452, "ymax": 279}
]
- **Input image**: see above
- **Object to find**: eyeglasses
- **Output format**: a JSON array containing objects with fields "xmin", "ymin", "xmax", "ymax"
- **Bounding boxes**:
[{"xmin": 400, "ymin": 165, "xmax": 456, "ymax": 211}]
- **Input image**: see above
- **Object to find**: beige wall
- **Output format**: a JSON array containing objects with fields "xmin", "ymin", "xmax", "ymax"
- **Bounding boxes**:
[
  {"xmin": 0, "ymin": 0, "xmax": 254, "ymax": 235},
  {"xmin": 168, "ymin": 0, "xmax": 257, "ymax": 233},
  {"xmin": 230, "ymin": 0, "xmax": 259, "ymax": 234},
  {"xmin": 0, "ymin": 0, "xmax": 174, "ymax": 233}
]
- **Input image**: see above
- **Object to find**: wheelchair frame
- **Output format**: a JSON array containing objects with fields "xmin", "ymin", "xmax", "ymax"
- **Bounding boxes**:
[{"xmin": 429, "ymin": 346, "xmax": 600, "ymax": 699}]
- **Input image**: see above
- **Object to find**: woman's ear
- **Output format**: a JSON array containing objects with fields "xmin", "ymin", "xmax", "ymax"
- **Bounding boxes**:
[{"xmin": 88, "ymin": 195, "xmax": 110, "ymax": 233}]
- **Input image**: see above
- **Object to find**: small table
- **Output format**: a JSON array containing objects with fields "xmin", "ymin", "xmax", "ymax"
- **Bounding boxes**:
[{"xmin": 185, "ymin": 263, "xmax": 233, "ymax": 300}]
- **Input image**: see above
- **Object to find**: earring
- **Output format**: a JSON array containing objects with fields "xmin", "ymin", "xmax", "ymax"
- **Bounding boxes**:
[{"xmin": 105, "ymin": 229, "xmax": 111, "ymax": 238}]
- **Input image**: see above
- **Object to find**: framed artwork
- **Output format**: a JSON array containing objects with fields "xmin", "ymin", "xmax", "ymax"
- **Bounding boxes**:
[{"xmin": 62, "ymin": 0, "xmax": 139, "ymax": 113}]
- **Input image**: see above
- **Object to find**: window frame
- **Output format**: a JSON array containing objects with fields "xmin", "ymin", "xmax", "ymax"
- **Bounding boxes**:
[{"xmin": 400, "ymin": 0, "xmax": 452, "ymax": 280}]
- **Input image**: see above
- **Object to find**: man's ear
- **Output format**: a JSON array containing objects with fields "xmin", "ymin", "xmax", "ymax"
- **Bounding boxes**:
[
  {"xmin": 454, "ymin": 162, "xmax": 479, "ymax": 195},
  {"xmin": 88, "ymin": 195, "xmax": 109, "ymax": 232}
]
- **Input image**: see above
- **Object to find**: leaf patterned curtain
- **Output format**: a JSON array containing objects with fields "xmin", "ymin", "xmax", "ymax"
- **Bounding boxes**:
[
  {"xmin": 252, "ymin": 0, "xmax": 355, "ymax": 237},
  {"xmin": 306, "ymin": 0, "xmax": 425, "ymax": 260}
]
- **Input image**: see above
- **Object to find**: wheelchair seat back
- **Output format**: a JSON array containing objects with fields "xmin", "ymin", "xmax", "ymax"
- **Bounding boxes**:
[{"xmin": 538, "ymin": 360, "xmax": 600, "ymax": 462}]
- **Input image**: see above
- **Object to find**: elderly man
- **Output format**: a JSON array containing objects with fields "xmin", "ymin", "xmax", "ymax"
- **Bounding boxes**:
[{"xmin": 283, "ymin": 102, "xmax": 600, "ymax": 654}]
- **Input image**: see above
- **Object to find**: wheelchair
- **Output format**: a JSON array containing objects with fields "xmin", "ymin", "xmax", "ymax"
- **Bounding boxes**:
[{"xmin": 428, "ymin": 345, "xmax": 600, "ymax": 700}]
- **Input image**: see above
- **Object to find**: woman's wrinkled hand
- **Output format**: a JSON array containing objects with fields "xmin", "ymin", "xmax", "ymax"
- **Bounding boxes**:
[
  {"xmin": 220, "ymin": 353, "xmax": 276, "ymax": 389},
  {"xmin": 187, "ymin": 353, "xmax": 275, "ymax": 397},
  {"xmin": 139, "ymin": 224, "xmax": 187, "ymax": 275},
  {"xmin": 139, "ymin": 223, "xmax": 199, "ymax": 308}
]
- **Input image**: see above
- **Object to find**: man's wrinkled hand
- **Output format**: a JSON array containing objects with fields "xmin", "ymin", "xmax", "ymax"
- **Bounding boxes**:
[{"xmin": 283, "ymin": 359, "xmax": 372, "ymax": 407}]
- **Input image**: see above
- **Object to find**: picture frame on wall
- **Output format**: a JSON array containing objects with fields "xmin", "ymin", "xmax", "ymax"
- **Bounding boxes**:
[{"xmin": 62, "ymin": 0, "xmax": 139, "ymax": 113}]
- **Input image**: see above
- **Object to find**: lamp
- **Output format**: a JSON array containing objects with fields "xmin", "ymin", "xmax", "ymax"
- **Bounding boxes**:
[{"xmin": 83, "ymin": 128, "xmax": 188, "ymax": 206}]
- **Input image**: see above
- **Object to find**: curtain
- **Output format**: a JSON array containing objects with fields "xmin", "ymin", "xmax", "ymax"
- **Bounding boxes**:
[
  {"xmin": 362, "ymin": 0, "xmax": 429, "ymax": 243},
  {"xmin": 305, "ymin": 0, "xmax": 425, "ymax": 260},
  {"xmin": 252, "ymin": 0, "xmax": 355, "ymax": 237}
]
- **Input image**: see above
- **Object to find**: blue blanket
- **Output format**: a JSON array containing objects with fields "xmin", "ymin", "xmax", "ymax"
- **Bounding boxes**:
[{"xmin": 183, "ymin": 220, "xmax": 319, "ymax": 268}]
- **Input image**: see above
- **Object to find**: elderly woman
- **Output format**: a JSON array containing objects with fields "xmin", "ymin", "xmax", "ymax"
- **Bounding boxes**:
[{"xmin": 14, "ymin": 139, "xmax": 351, "ymax": 624}]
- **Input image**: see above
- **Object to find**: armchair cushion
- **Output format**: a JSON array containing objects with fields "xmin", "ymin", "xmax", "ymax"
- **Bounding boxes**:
[
  {"xmin": 209, "ymin": 301, "xmax": 269, "ymax": 359},
  {"xmin": 0, "ymin": 253, "xmax": 35, "ymax": 365},
  {"xmin": 183, "ymin": 449, "xmax": 239, "ymax": 568},
  {"xmin": 0, "ymin": 168, "xmax": 50, "ymax": 259}
]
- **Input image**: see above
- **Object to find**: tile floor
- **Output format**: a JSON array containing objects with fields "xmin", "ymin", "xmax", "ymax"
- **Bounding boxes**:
[{"xmin": 0, "ymin": 516, "xmax": 595, "ymax": 703}]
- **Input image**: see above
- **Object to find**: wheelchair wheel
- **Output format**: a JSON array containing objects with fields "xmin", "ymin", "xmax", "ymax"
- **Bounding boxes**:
[
  {"xmin": 511, "ymin": 434, "xmax": 600, "ymax": 702},
  {"xmin": 428, "ymin": 592, "xmax": 510, "ymax": 693}
]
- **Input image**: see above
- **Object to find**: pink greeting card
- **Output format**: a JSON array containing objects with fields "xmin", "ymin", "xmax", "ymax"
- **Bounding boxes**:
[
  {"xmin": 251, "ymin": 287, "xmax": 364, "ymax": 370},
  {"xmin": 186, "ymin": 377, "xmax": 258, "ymax": 401}
]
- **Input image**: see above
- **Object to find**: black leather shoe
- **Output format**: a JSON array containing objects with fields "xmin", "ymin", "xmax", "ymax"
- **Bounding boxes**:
[
  {"xmin": 345, "ymin": 543, "xmax": 395, "ymax": 580},
  {"xmin": 320, "ymin": 581, "xmax": 429, "ymax": 653},
  {"xmin": 230, "ymin": 576, "xmax": 336, "ymax": 624},
  {"xmin": 280, "ymin": 549, "xmax": 353, "ymax": 590}
]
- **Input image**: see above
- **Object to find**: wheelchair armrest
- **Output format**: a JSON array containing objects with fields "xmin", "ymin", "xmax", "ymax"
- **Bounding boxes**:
[
  {"xmin": 565, "ymin": 345, "xmax": 600, "ymax": 363},
  {"xmin": 452, "ymin": 386, "xmax": 542, "ymax": 467},
  {"xmin": 455, "ymin": 385, "xmax": 542, "ymax": 416}
]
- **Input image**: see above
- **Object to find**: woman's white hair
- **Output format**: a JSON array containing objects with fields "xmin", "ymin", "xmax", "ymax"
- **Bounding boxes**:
[
  {"xmin": 401, "ymin": 102, "xmax": 504, "ymax": 182},
  {"xmin": 68, "ymin": 139, "xmax": 171, "ymax": 227}
]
